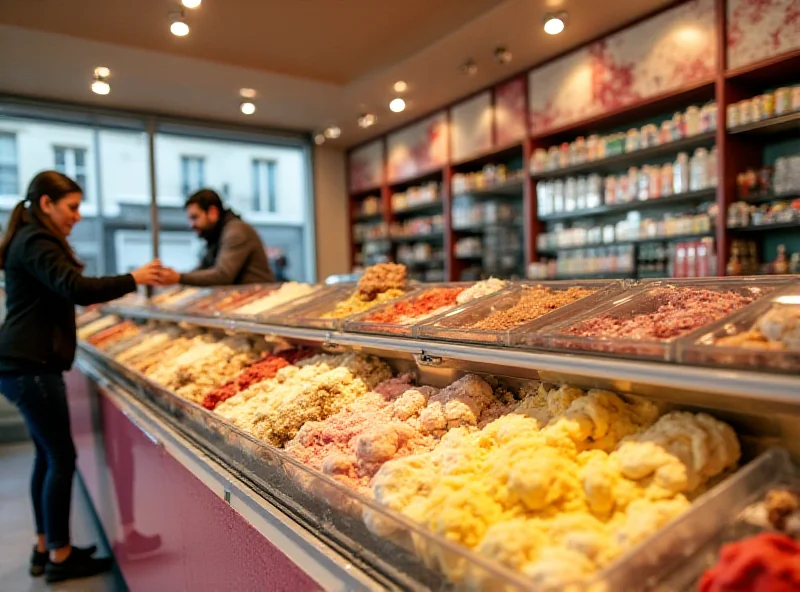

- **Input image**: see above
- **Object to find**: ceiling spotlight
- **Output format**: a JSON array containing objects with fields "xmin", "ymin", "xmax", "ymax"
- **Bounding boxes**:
[
  {"xmin": 170, "ymin": 12, "xmax": 190, "ymax": 37},
  {"xmin": 91, "ymin": 80, "xmax": 110, "ymax": 95},
  {"xmin": 389, "ymin": 97, "xmax": 406, "ymax": 113},
  {"xmin": 239, "ymin": 88, "xmax": 257, "ymax": 99},
  {"xmin": 460, "ymin": 59, "xmax": 478, "ymax": 76},
  {"xmin": 240, "ymin": 101, "xmax": 256, "ymax": 115},
  {"xmin": 92, "ymin": 67, "xmax": 110, "ymax": 95},
  {"xmin": 181, "ymin": 0, "xmax": 201, "ymax": 7},
  {"xmin": 544, "ymin": 13, "xmax": 567, "ymax": 35},
  {"xmin": 494, "ymin": 46, "xmax": 512, "ymax": 64},
  {"xmin": 393, "ymin": 80, "xmax": 408, "ymax": 93},
  {"xmin": 324, "ymin": 126, "xmax": 341, "ymax": 140},
  {"xmin": 314, "ymin": 133, "xmax": 326, "ymax": 145},
  {"xmin": 358, "ymin": 113, "xmax": 376, "ymax": 129}
]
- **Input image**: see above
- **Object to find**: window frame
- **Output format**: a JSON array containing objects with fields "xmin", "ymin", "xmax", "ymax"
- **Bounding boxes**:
[
  {"xmin": 0, "ymin": 131, "xmax": 19, "ymax": 198},
  {"xmin": 180, "ymin": 154, "xmax": 206, "ymax": 198},
  {"xmin": 251, "ymin": 158, "xmax": 278, "ymax": 214}
]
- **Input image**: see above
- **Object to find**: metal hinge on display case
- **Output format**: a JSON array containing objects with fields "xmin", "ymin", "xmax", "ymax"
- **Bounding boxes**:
[{"xmin": 415, "ymin": 351, "xmax": 444, "ymax": 367}]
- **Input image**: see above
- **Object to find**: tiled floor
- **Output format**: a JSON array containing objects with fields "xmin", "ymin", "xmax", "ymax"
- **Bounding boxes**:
[{"xmin": 0, "ymin": 442, "xmax": 126, "ymax": 592}]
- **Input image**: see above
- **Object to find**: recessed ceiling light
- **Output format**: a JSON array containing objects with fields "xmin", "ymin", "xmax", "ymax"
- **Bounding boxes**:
[
  {"xmin": 91, "ymin": 80, "xmax": 110, "ymax": 95},
  {"xmin": 358, "ymin": 113, "xmax": 376, "ymax": 129},
  {"xmin": 460, "ymin": 60, "xmax": 478, "ymax": 76},
  {"xmin": 239, "ymin": 88, "xmax": 257, "ymax": 99},
  {"xmin": 170, "ymin": 15, "xmax": 189, "ymax": 37},
  {"xmin": 324, "ymin": 126, "xmax": 341, "ymax": 140},
  {"xmin": 544, "ymin": 13, "xmax": 566, "ymax": 35},
  {"xmin": 389, "ymin": 98, "xmax": 406, "ymax": 113},
  {"xmin": 393, "ymin": 80, "xmax": 408, "ymax": 93},
  {"xmin": 494, "ymin": 46, "xmax": 512, "ymax": 64},
  {"xmin": 314, "ymin": 133, "xmax": 326, "ymax": 145},
  {"xmin": 181, "ymin": 0, "xmax": 201, "ymax": 8},
  {"xmin": 240, "ymin": 102, "xmax": 256, "ymax": 115},
  {"xmin": 94, "ymin": 66, "xmax": 110, "ymax": 78}
]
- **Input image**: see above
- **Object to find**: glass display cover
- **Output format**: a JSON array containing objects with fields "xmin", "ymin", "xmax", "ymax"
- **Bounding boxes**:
[
  {"xmin": 538, "ymin": 278, "xmax": 788, "ymax": 362},
  {"xmin": 677, "ymin": 283, "xmax": 800, "ymax": 373},
  {"xmin": 417, "ymin": 280, "xmax": 623, "ymax": 345}
]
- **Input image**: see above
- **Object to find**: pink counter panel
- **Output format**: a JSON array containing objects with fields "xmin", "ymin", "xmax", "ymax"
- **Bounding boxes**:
[{"xmin": 65, "ymin": 369, "xmax": 323, "ymax": 592}]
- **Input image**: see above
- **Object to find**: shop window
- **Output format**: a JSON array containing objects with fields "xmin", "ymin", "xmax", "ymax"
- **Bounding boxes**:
[
  {"xmin": 0, "ymin": 132, "xmax": 18, "ymax": 197},
  {"xmin": 252, "ymin": 159, "xmax": 277, "ymax": 213},
  {"xmin": 181, "ymin": 155, "xmax": 205, "ymax": 197}
]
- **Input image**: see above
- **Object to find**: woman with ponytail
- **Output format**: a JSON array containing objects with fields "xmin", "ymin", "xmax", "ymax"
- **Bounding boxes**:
[{"xmin": 0, "ymin": 171, "xmax": 161, "ymax": 583}]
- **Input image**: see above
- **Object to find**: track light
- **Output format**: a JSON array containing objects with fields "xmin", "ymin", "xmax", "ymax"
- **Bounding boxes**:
[
  {"xmin": 324, "ymin": 126, "xmax": 341, "ymax": 140},
  {"xmin": 460, "ymin": 60, "xmax": 478, "ymax": 76},
  {"xmin": 544, "ymin": 12, "xmax": 567, "ymax": 35},
  {"xmin": 389, "ymin": 98, "xmax": 406, "ymax": 113},
  {"xmin": 494, "ymin": 46, "xmax": 512, "ymax": 64},
  {"xmin": 240, "ymin": 102, "xmax": 256, "ymax": 115},
  {"xmin": 314, "ymin": 133, "xmax": 326, "ymax": 145},
  {"xmin": 393, "ymin": 81, "xmax": 408, "ymax": 93},
  {"xmin": 358, "ymin": 113, "xmax": 376, "ymax": 129},
  {"xmin": 92, "ymin": 67, "xmax": 110, "ymax": 95},
  {"xmin": 181, "ymin": 0, "xmax": 201, "ymax": 7},
  {"xmin": 239, "ymin": 88, "xmax": 257, "ymax": 99}
]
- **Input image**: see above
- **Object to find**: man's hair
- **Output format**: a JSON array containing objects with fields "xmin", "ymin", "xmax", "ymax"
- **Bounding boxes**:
[{"xmin": 185, "ymin": 189, "xmax": 224, "ymax": 213}]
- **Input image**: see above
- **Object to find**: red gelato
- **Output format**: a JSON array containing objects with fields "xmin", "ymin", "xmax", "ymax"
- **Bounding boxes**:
[{"xmin": 699, "ymin": 532, "xmax": 800, "ymax": 592}]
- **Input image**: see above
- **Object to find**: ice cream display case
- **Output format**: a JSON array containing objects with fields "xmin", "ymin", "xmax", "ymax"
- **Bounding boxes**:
[{"xmin": 74, "ymin": 269, "xmax": 800, "ymax": 592}]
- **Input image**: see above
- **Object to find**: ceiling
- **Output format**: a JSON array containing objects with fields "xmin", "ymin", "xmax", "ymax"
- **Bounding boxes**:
[{"xmin": 0, "ymin": 0, "xmax": 676, "ymax": 147}]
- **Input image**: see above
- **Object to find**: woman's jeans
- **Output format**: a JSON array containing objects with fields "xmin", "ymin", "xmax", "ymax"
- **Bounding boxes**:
[{"xmin": 0, "ymin": 373, "xmax": 75, "ymax": 550}]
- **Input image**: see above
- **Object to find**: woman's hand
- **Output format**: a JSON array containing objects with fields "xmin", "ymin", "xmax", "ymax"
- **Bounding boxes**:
[{"xmin": 131, "ymin": 260, "xmax": 163, "ymax": 286}]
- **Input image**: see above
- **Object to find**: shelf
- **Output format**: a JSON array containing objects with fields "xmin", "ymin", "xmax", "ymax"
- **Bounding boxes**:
[
  {"xmin": 733, "ymin": 192, "xmax": 800, "ymax": 206},
  {"xmin": 728, "ymin": 221, "xmax": 800, "ymax": 233},
  {"xmin": 392, "ymin": 201, "xmax": 443, "ymax": 217},
  {"xmin": 455, "ymin": 254, "xmax": 482, "ymax": 260},
  {"xmin": 390, "ymin": 232, "xmax": 444, "ymax": 244},
  {"xmin": 538, "ymin": 232, "xmax": 714, "ymax": 255},
  {"xmin": 727, "ymin": 111, "xmax": 800, "ymax": 138},
  {"xmin": 453, "ymin": 221, "xmax": 524, "ymax": 234},
  {"xmin": 724, "ymin": 50, "xmax": 800, "ymax": 88},
  {"xmin": 531, "ymin": 79, "xmax": 716, "ymax": 144},
  {"xmin": 387, "ymin": 168, "xmax": 443, "ymax": 190},
  {"xmin": 353, "ymin": 212, "xmax": 384, "ymax": 223},
  {"xmin": 531, "ymin": 132, "xmax": 717, "ymax": 181},
  {"xmin": 353, "ymin": 237, "xmax": 390, "ymax": 246},
  {"xmin": 538, "ymin": 188, "xmax": 718, "ymax": 222},
  {"xmin": 98, "ymin": 305, "xmax": 800, "ymax": 412},
  {"xmin": 450, "ymin": 142, "xmax": 523, "ymax": 169},
  {"xmin": 451, "ymin": 178, "xmax": 525, "ymax": 199}
]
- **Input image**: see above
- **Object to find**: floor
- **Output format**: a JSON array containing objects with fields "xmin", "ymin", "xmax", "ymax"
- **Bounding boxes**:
[{"xmin": 0, "ymin": 442, "xmax": 126, "ymax": 592}]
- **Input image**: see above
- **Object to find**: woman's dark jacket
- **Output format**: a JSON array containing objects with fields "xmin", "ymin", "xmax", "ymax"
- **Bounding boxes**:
[{"xmin": 0, "ymin": 221, "xmax": 136, "ymax": 374}]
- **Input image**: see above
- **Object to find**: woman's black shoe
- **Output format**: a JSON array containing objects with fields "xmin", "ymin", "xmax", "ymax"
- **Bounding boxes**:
[
  {"xmin": 29, "ymin": 547, "xmax": 47, "ymax": 577},
  {"xmin": 30, "ymin": 544, "xmax": 98, "ymax": 576},
  {"xmin": 44, "ymin": 550, "xmax": 111, "ymax": 583}
]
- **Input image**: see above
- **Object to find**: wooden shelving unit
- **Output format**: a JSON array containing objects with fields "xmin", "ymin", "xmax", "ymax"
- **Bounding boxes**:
[{"xmin": 346, "ymin": 14, "xmax": 800, "ymax": 282}]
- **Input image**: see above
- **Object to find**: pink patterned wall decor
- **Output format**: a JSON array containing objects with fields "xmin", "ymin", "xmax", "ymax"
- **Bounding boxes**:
[
  {"xmin": 348, "ymin": 140, "xmax": 384, "ymax": 193},
  {"xmin": 727, "ymin": 0, "xmax": 800, "ymax": 71},
  {"xmin": 450, "ymin": 92, "xmax": 493, "ymax": 162},
  {"xmin": 494, "ymin": 77, "xmax": 527, "ymax": 146},
  {"xmin": 528, "ymin": 0, "xmax": 717, "ymax": 136},
  {"xmin": 386, "ymin": 111, "xmax": 447, "ymax": 183}
]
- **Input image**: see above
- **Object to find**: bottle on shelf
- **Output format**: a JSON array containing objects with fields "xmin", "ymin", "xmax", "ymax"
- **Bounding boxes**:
[
  {"xmin": 726, "ymin": 242, "xmax": 743, "ymax": 276},
  {"xmin": 774, "ymin": 245, "xmax": 789, "ymax": 275}
]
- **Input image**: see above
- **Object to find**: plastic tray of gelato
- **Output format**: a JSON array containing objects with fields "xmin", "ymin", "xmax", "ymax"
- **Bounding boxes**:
[
  {"xmin": 416, "ymin": 280, "xmax": 621, "ymax": 345},
  {"xmin": 594, "ymin": 447, "xmax": 799, "ymax": 592},
  {"xmin": 222, "ymin": 282, "xmax": 322, "ymax": 320},
  {"xmin": 539, "ymin": 278, "xmax": 788, "ymax": 362},
  {"xmin": 343, "ymin": 279, "xmax": 508, "ymax": 338},
  {"xmin": 181, "ymin": 285, "xmax": 279, "ymax": 317},
  {"xmin": 284, "ymin": 263, "xmax": 415, "ymax": 331},
  {"xmin": 150, "ymin": 286, "xmax": 210, "ymax": 311},
  {"xmin": 677, "ymin": 283, "xmax": 800, "ymax": 374}
]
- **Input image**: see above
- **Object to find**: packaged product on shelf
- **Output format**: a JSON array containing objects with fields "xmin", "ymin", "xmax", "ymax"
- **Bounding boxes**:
[
  {"xmin": 775, "ymin": 87, "xmax": 792, "ymax": 115},
  {"xmin": 640, "ymin": 123, "xmax": 658, "ymax": 148},
  {"xmin": 587, "ymin": 174, "xmax": 603, "ymax": 208},
  {"xmin": 553, "ymin": 179, "xmax": 565, "ymax": 212},
  {"xmin": 690, "ymin": 147, "xmax": 710, "ymax": 191},
  {"xmin": 727, "ymin": 103, "xmax": 740, "ymax": 129},
  {"xmin": 565, "ymin": 177, "xmax": 577, "ymax": 212},
  {"xmin": 638, "ymin": 166, "xmax": 651, "ymax": 201},
  {"xmin": 604, "ymin": 177, "xmax": 617, "ymax": 205},
  {"xmin": 674, "ymin": 152, "xmax": 690, "ymax": 194},
  {"xmin": 625, "ymin": 128, "xmax": 640, "ymax": 152},
  {"xmin": 685, "ymin": 105, "xmax": 701, "ymax": 136}
]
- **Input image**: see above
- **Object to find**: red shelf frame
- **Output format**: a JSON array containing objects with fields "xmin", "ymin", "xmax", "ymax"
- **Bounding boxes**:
[{"xmin": 346, "ymin": 0, "xmax": 800, "ymax": 281}]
